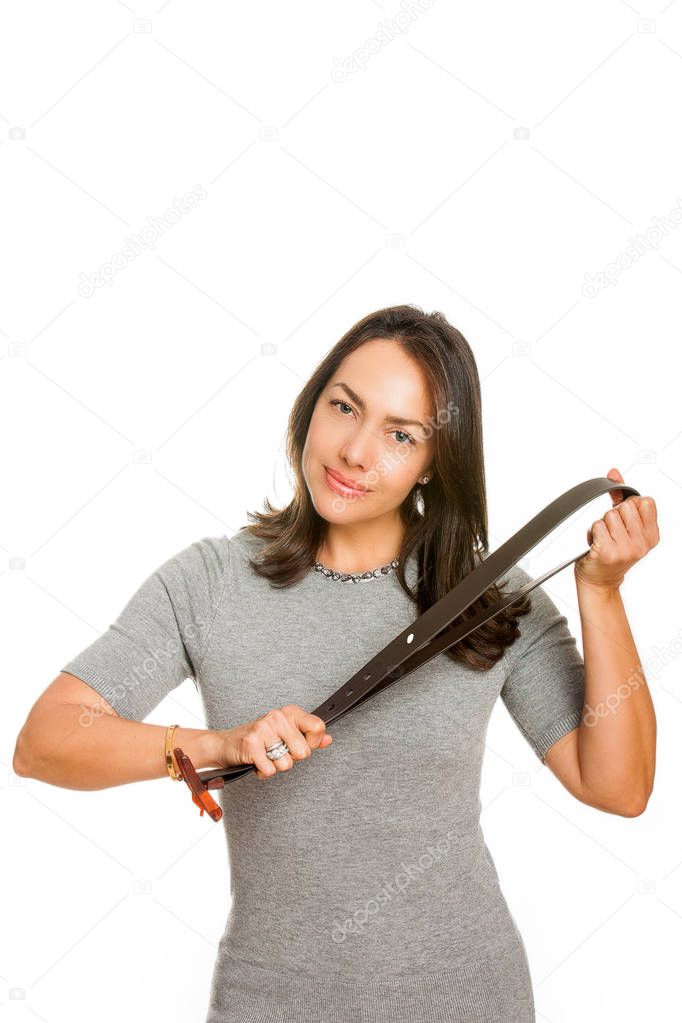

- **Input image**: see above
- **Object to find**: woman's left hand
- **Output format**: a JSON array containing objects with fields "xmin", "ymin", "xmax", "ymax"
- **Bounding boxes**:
[{"xmin": 574, "ymin": 467, "xmax": 660, "ymax": 592}]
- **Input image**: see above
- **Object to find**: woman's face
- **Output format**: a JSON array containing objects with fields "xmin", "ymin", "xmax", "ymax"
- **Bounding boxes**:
[{"xmin": 302, "ymin": 339, "xmax": 436, "ymax": 524}]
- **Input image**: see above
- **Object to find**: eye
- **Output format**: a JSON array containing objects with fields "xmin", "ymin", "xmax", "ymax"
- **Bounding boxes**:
[
  {"xmin": 329, "ymin": 399, "xmax": 354, "ymax": 416},
  {"xmin": 392, "ymin": 429, "xmax": 416, "ymax": 446},
  {"xmin": 329, "ymin": 399, "xmax": 416, "ymax": 446}
]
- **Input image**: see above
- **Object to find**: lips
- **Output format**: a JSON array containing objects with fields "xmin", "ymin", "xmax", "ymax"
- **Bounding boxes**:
[{"xmin": 324, "ymin": 466, "xmax": 370, "ymax": 496}]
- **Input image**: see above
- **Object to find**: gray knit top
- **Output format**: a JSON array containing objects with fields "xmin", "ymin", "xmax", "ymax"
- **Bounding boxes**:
[{"xmin": 61, "ymin": 527, "xmax": 585, "ymax": 1023}]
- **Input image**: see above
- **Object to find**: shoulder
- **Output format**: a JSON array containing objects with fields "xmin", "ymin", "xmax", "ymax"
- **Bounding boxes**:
[
  {"xmin": 157, "ymin": 527, "xmax": 270, "ymax": 590},
  {"xmin": 497, "ymin": 561, "xmax": 576, "ymax": 669},
  {"xmin": 226, "ymin": 527, "xmax": 264, "ymax": 559},
  {"xmin": 156, "ymin": 533, "xmax": 231, "ymax": 586},
  {"xmin": 496, "ymin": 561, "xmax": 531, "ymax": 593},
  {"xmin": 497, "ymin": 562, "xmax": 559, "ymax": 623},
  {"xmin": 150, "ymin": 534, "xmax": 238, "ymax": 622}
]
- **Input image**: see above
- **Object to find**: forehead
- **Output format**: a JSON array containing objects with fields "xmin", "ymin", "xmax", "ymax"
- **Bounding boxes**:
[{"xmin": 332, "ymin": 340, "xmax": 434, "ymax": 420}]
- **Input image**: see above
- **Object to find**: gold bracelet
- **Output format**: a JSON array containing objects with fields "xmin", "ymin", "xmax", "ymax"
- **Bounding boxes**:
[{"xmin": 165, "ymin": 724, "xmax": 183, "ymax": 781}]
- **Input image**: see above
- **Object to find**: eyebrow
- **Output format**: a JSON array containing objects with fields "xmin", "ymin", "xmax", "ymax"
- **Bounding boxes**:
[{"xmin": 329, "ymin": 381, "xmax": 425, "ymax": 430}]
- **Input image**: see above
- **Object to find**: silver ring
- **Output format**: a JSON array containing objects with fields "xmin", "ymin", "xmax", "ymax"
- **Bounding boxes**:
[{"xmin": 265, "ymin": 740, "xmax": 290, "ymax": 761}]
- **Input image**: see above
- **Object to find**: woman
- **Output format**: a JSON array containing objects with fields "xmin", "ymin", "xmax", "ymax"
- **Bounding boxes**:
[{"xmin": 14, "ymin": 304, "xmax": 658, "ymax": 1022}]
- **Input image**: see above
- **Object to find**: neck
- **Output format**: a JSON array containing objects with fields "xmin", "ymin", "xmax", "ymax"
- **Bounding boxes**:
[{"xmin": 317, "ymin": 517, "xmax": 403, "ymax": 574}]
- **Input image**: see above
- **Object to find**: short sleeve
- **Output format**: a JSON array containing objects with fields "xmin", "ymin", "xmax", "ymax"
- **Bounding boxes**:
[
  {"xmin": 60, "ymin": 535, "xmax": 230, "ymax": 721},
  {"xmin": 498, "ymin": 564, "xmax": 585, "ymax": 763}
]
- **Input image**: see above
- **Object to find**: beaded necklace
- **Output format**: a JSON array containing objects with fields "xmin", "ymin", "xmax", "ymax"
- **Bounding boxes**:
[{"xmin": 312, "ymin": 557, "xmax": 399, "ymax": 583}]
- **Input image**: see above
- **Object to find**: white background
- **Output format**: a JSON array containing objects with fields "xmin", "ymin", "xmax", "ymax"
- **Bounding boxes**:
[{"xmin": 1, "ymin": 1, "xmax": 680, "ymax": 1021}]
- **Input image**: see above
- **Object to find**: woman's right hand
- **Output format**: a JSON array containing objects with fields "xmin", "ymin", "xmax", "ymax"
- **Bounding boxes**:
[{"xmin": 214, "ymin": 705, "xmax": 333, "ymax": 780}]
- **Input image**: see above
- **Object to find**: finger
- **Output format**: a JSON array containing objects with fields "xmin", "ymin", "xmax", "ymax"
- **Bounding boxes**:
[
  {"xmin": 637, "ymin": 496, "xmax": 660, "ymax": 546},
  {"xmin": 619, "ymin": 499, "xmax": 653, "ymax": 559},
  {"xmin": 286, "ymin": 705, "xmax": 331, "ymax": 750},
  {"xmin": 278, "ymin": 723, "xmax": 314, "ymax": 764},
  {"xmin": 603, "ymin": 506, "xmax": 630, "ymax": 544},
  {"xmin": 244, "ymin": 728, "xmax": 286, "ymax": 779},
  {"xmin": 607, "ymin": 467, "xmax": 624, "ymax": 504},
  {"xmin": 589, "ymin": 518, "xmax": 613, "ymax": 553},
  {"xmin": 259, "ymin": 707, "xmax": 313, "ymax": 767},
  {"xmin": 617, "ymin": 497, "xmax": 646, "ymax": 543},
  {"xmin": 262, "ymin": 720, "xmax": 303, "ymax": 773},
  {"xmin": 252, "ymin": 711, "xmax": 302, "ymax": 775}
]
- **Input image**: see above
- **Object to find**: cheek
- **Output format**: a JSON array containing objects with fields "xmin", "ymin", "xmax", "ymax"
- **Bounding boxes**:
[
  {"xmin": 304, "ymin": 411, "xmax": 325, "ymax": 454},
  {"xmin": 377, "ymin": 450, "xmax": 420, "ymax": 491},
  {"xmin": 307, "ymin": 407, "xmax": 345, "ymax": 456},
  {"xmin": 303, "ymin": 416, "xmax": 340, "ymax": 480}
]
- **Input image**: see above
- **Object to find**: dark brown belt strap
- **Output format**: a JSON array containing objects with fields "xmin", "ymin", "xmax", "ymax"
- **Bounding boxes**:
[{"xmin": 175, "ymin": 476, "xmax": 639, "ymax": 820}]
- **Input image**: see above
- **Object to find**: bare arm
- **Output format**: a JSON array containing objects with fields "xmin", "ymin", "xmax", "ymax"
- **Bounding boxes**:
[
  {"xmin": 13, "ymin": 673, "xmax": 333, "ymax": 791},
  {"xmin": 545, "ymin": 482, "xmax": 659, "ymax": 817},
  {"xmin": 12, "ymin": 671, "xmax": 220, "ymax": 790}
]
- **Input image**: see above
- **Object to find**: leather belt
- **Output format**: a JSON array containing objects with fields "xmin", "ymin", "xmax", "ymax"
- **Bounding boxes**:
[{"xmin": 174, "ymin": 476, "xmax": 639, "ymax": 821}]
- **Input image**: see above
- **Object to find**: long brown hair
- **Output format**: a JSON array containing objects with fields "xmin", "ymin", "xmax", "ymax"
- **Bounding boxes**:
[{"xmin": 241, "ymin": 304, "xmax": 531, "ymax": 671}]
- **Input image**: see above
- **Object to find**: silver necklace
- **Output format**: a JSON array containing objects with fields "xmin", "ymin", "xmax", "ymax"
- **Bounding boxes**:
[{"xmin": 313, "ymin": 557, "xmax": 400, "ymax": 583}]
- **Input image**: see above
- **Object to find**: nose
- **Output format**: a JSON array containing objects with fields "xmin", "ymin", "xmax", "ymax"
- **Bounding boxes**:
[{"xmin": 338, "ymin": 422, "xmax": 378, "ymax": 474}]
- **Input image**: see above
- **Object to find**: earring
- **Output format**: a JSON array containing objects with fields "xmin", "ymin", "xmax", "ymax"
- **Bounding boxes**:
[{"xmin": 420, "ymin": 475, "xmax": 430, "ymax": 484}]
